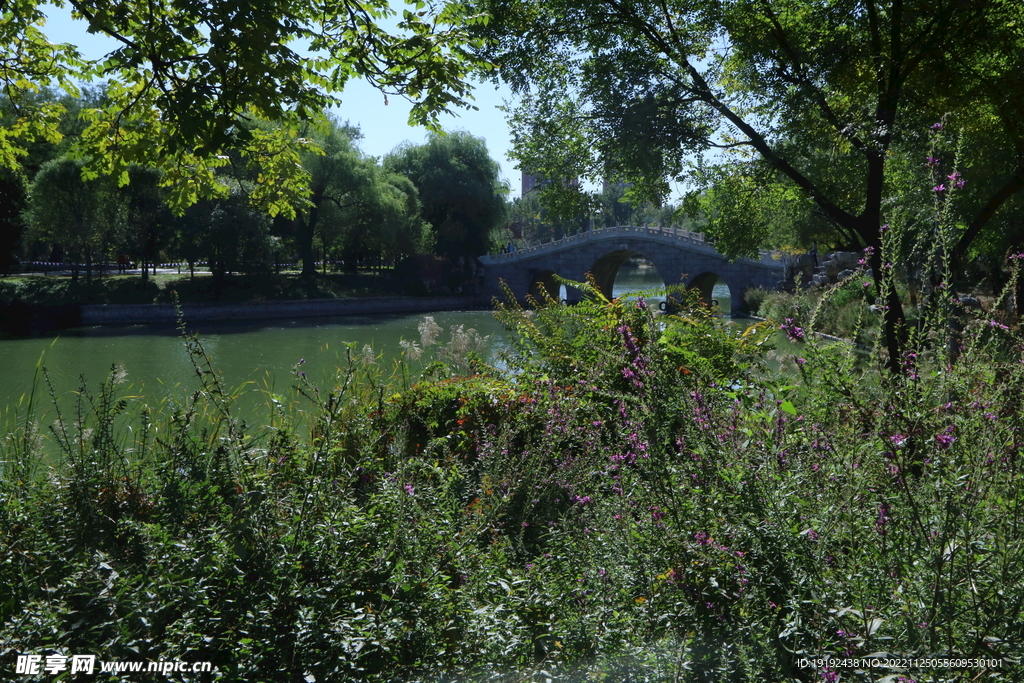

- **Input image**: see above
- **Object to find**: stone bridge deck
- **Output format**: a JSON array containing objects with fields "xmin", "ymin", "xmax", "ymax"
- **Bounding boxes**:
[{"xmin": 479, "ymin": 225, "xmax": 785, "ymax": 315}]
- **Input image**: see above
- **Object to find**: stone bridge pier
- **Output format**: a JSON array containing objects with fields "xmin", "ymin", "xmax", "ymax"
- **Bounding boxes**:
[{"xmin": 479, "ymin": 226, "xmax": 785, "ymax": 316}]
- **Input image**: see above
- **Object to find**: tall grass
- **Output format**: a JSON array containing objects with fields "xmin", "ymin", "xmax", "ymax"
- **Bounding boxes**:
[{"xmin": 1, "ymin": 275, "xmax": 1022, "ymax": 681}]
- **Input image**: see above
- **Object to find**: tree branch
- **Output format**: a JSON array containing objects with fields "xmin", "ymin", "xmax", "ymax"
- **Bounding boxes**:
[{"xmin": 953, "ymin": 168, "xmax": 1024, "ymax": 262}]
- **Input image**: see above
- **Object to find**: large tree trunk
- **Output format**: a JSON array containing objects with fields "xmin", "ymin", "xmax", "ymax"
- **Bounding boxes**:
[{"xmin": 296, "ymin": 192, "xmax": 325, "ymax": 278}]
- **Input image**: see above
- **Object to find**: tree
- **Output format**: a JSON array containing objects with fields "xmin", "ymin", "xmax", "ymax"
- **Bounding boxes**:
[
  {"xmin": 474, "ymin": 0, "xmax": 1024, "ymax": 370},
  {"xmin": 111, "ymin": 165, "xmax": 172, "ymax": 281},
  {"xmin": 1, "ymin": 0, "xmax": 489, "ymax": 215},
  {"xmin": 0, "ymin": 166, "xmax": 28, "ymax": 273},
  {"xmin": 327, "ymin": 170, "xmax": 430, "ymax": 270},
  {"xmin": 385, "ymin": 131, "xmax": 508, "ymax": 257},
  {"xmin": 284, "ymin": 119, "xmax": 367, "ymax": 277},
  {"xmin": 25, "ymin": 157, "xmax": 111, "ymax": 281}
]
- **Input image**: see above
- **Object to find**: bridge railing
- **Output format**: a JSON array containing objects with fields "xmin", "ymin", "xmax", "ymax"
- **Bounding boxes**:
[
  {"xmin": 491, "ymin": 225, "xmax": 708, "ymax": 258},
  {"xmin": 484, "ymin": 225, "xmax": 783, "ymax": 267}
]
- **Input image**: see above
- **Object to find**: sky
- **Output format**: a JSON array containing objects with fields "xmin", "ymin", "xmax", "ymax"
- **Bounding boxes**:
[{"xmin": 38, "ymin": 2, "xmax": 526, "ymax": 197}]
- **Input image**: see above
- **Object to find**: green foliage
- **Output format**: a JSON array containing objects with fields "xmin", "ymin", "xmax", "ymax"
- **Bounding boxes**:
[
  {"xmin": 0, "ymin": 164, "xmax": 28, "ymax": 271},
  {"xmin": 4, "ymin": 269, "xmax": 1024, "ymax": 680},
  {"xmin": 24, "ymin": 156, "xmax": 115, "ymax": 279},
  {"xmin": 1, "ymin": 0, "xmax": 489, "ymax": 215},
  {"xmin": 386, "ymin": 132, "xmax": 509, "ymax": 257}
]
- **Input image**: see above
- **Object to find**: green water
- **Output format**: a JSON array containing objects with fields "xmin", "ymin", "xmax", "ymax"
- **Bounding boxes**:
[
  {"xmin": 0, "ymin": 311, "xmax": 510, "ymax": 411},
  {"xmin": 0, "ymin": 262, "xmax": 737, "ymax": 414}
]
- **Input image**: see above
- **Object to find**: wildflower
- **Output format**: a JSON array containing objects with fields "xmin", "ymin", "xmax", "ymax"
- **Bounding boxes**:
[
  {"xmin": 935, "ymin": 425, "xmax": 956, "ymax": 450},
  {"xmin": 989, "ymin": 320, "xmax": 1010, "ymax": 331},
  {"xmin": 821, "ymin": 668, "xmax": 839, "ymax": 682},
  {"xmin": 925, "ymin": 156, "xmax": 941, "ymax": 167},
  {"xmin": 404, "ymin": 483, "xmax": 415, "ymax": 496},
  {"xmin": 876, "ymin": 502, "xmax": 891, "ymax": 536},
  {"xmin": 933, "ymin": 183, "xmax": 946, "ymax": 193},
  {"xmin": 795, "ymin": 357, "xmax": 807, "ymax": 366},
  {"xmin": 931, "ymin": 122, "xmax": 944, "ymax": 131},
  {"xmin": 780, "ymin": 318, "xmax": 805, "ymax": 342},
  {"xmin": 889, "ymin": 433, "xmax": 907, "ymax": 448},
  {"xmin": 947, "ymin": 171, "xmax": 965, "ymax": 189},
  {"xmin": 636, "ymin": 296, "xmax": 647, "ymax": 310}
]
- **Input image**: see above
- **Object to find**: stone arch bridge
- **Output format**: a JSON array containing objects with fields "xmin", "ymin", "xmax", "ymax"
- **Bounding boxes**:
[{"xmin": 479, "ymin": 226, "xmax": 785, "ymax": 316}]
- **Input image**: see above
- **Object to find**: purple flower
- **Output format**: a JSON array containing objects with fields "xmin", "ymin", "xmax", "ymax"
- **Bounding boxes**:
[
  {"xmin": 925, "ymin": 156, "xmax": 941, "ymax": 167},
  {"xmin": 636, "ymin": 296, "xmax": 647, "ymax": 310},
  {"xmin": 931, "ymin": 122, "xmax": 944, "ymax": 131},
  {"xmin": 780, "ymin": 318, "xmax": 805, "ymax": 342},
  {"xmin": 933, "ymin": 183, "xmax": 946, "ymax": 193},
  {"xmin": 404, "ymin": 483, "xmax": 415, "ymax": 496},
  {"xmin": 935, "ymin": 426, "xmax": 956, "ymax": 450},
  {"xmin": 876, "ymin": 502, "xmax": 891, "ymax": 536},
  {"xmin": 947, "ymin": 171, "xmax": 965, "ymax": 189}
]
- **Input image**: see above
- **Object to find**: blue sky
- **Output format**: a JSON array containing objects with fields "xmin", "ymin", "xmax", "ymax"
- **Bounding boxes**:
[{"xmin": 38, "ymin": 1, "xmax": 526, "ymax": 197}]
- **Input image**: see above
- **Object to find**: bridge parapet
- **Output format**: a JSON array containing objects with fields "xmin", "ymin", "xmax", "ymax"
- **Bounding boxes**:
[{"xmin": 480, "ymin": 225, "xmax": 780, "ymax": 267}]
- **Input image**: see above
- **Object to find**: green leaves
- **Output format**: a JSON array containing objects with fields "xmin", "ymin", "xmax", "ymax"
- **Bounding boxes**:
[{"xmin": 2, "ymin": 0, "xmax": 489, "ymax": 212}]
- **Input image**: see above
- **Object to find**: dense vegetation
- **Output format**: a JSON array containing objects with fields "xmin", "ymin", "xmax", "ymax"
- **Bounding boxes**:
[
  {"xmin": 474, "ymin": 0, "xmax": 1024, "ymax": 368},
  {"xmin": 2, "ymin": 274, "xmax": 1022, "ymax": 681},
  {"xmin": 0, "ymin": 94, "xmax": 509, "ymax": 283}
]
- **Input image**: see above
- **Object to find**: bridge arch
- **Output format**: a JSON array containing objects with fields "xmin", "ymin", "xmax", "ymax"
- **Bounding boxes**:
[
  {"xmin": 589, "ymin": 250, "xmax": 668, "ymax": 301},
  {"xmin": 479, "ymin": 226, "xmax": 784, "ymax": 316},
  {"xmin": 686, "ymin": 272, "xmax": 754, "ymax": 316}
]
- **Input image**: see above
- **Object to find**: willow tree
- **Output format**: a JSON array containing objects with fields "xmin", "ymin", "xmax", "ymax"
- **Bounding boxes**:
[
  {"xmin": 473, "ymin": 0, "xmax": 1024, "ymax": 369},
  {"xmin": 385, "ymin": 132, "xmax": 508, "ymax": 258}
]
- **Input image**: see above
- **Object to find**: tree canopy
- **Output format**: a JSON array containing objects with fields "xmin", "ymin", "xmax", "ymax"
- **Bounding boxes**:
[
  {"xmin": 385, "ymin": 131, "xmax": 508, "ymax": 257},
  {"xmin": 472, "ymin": 0, "xmax": 1024, "ymax": 367},
  {"xmin": 1, "ymin": 0, "xmax": 490, "ymax": 215}
]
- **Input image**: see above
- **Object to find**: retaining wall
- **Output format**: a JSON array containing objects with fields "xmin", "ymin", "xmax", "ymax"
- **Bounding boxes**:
[{"xmin": 80, "ymin": 295, "xmax": 487, "ymax": 326}]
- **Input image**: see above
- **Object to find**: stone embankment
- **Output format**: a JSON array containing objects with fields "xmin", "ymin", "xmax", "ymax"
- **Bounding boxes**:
[{"xmin": 79, "ymin": 295, "xmax": 487, "ymax": 326}]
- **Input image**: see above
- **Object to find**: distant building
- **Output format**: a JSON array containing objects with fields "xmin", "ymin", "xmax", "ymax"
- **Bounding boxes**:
[
  {"xmin": 522, "ymin": 171, "xmax": 542, "ymax": 196},
  {"xmin": 522, "ymin": 170, "xmax": 579, "ymax": 196}
]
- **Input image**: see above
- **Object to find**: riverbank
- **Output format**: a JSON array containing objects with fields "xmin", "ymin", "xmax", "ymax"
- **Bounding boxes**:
[
  {"xmin": 79, "ymin": 294, "xmax": 487, "ymax": 325},
  {"xmin": 0, "ymin": 270, "xmax": 488, "ymax": 333}
]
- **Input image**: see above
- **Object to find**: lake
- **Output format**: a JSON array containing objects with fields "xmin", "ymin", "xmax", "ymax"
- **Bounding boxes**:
[{"xmin": 0, "ymin": 263, "xmax": 735, "ymax": 417}]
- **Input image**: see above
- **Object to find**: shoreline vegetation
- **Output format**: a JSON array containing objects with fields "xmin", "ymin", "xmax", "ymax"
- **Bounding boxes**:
[{"xmin": 2, "ymin": 280, "xmax": 1022, "ymax": 681}]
